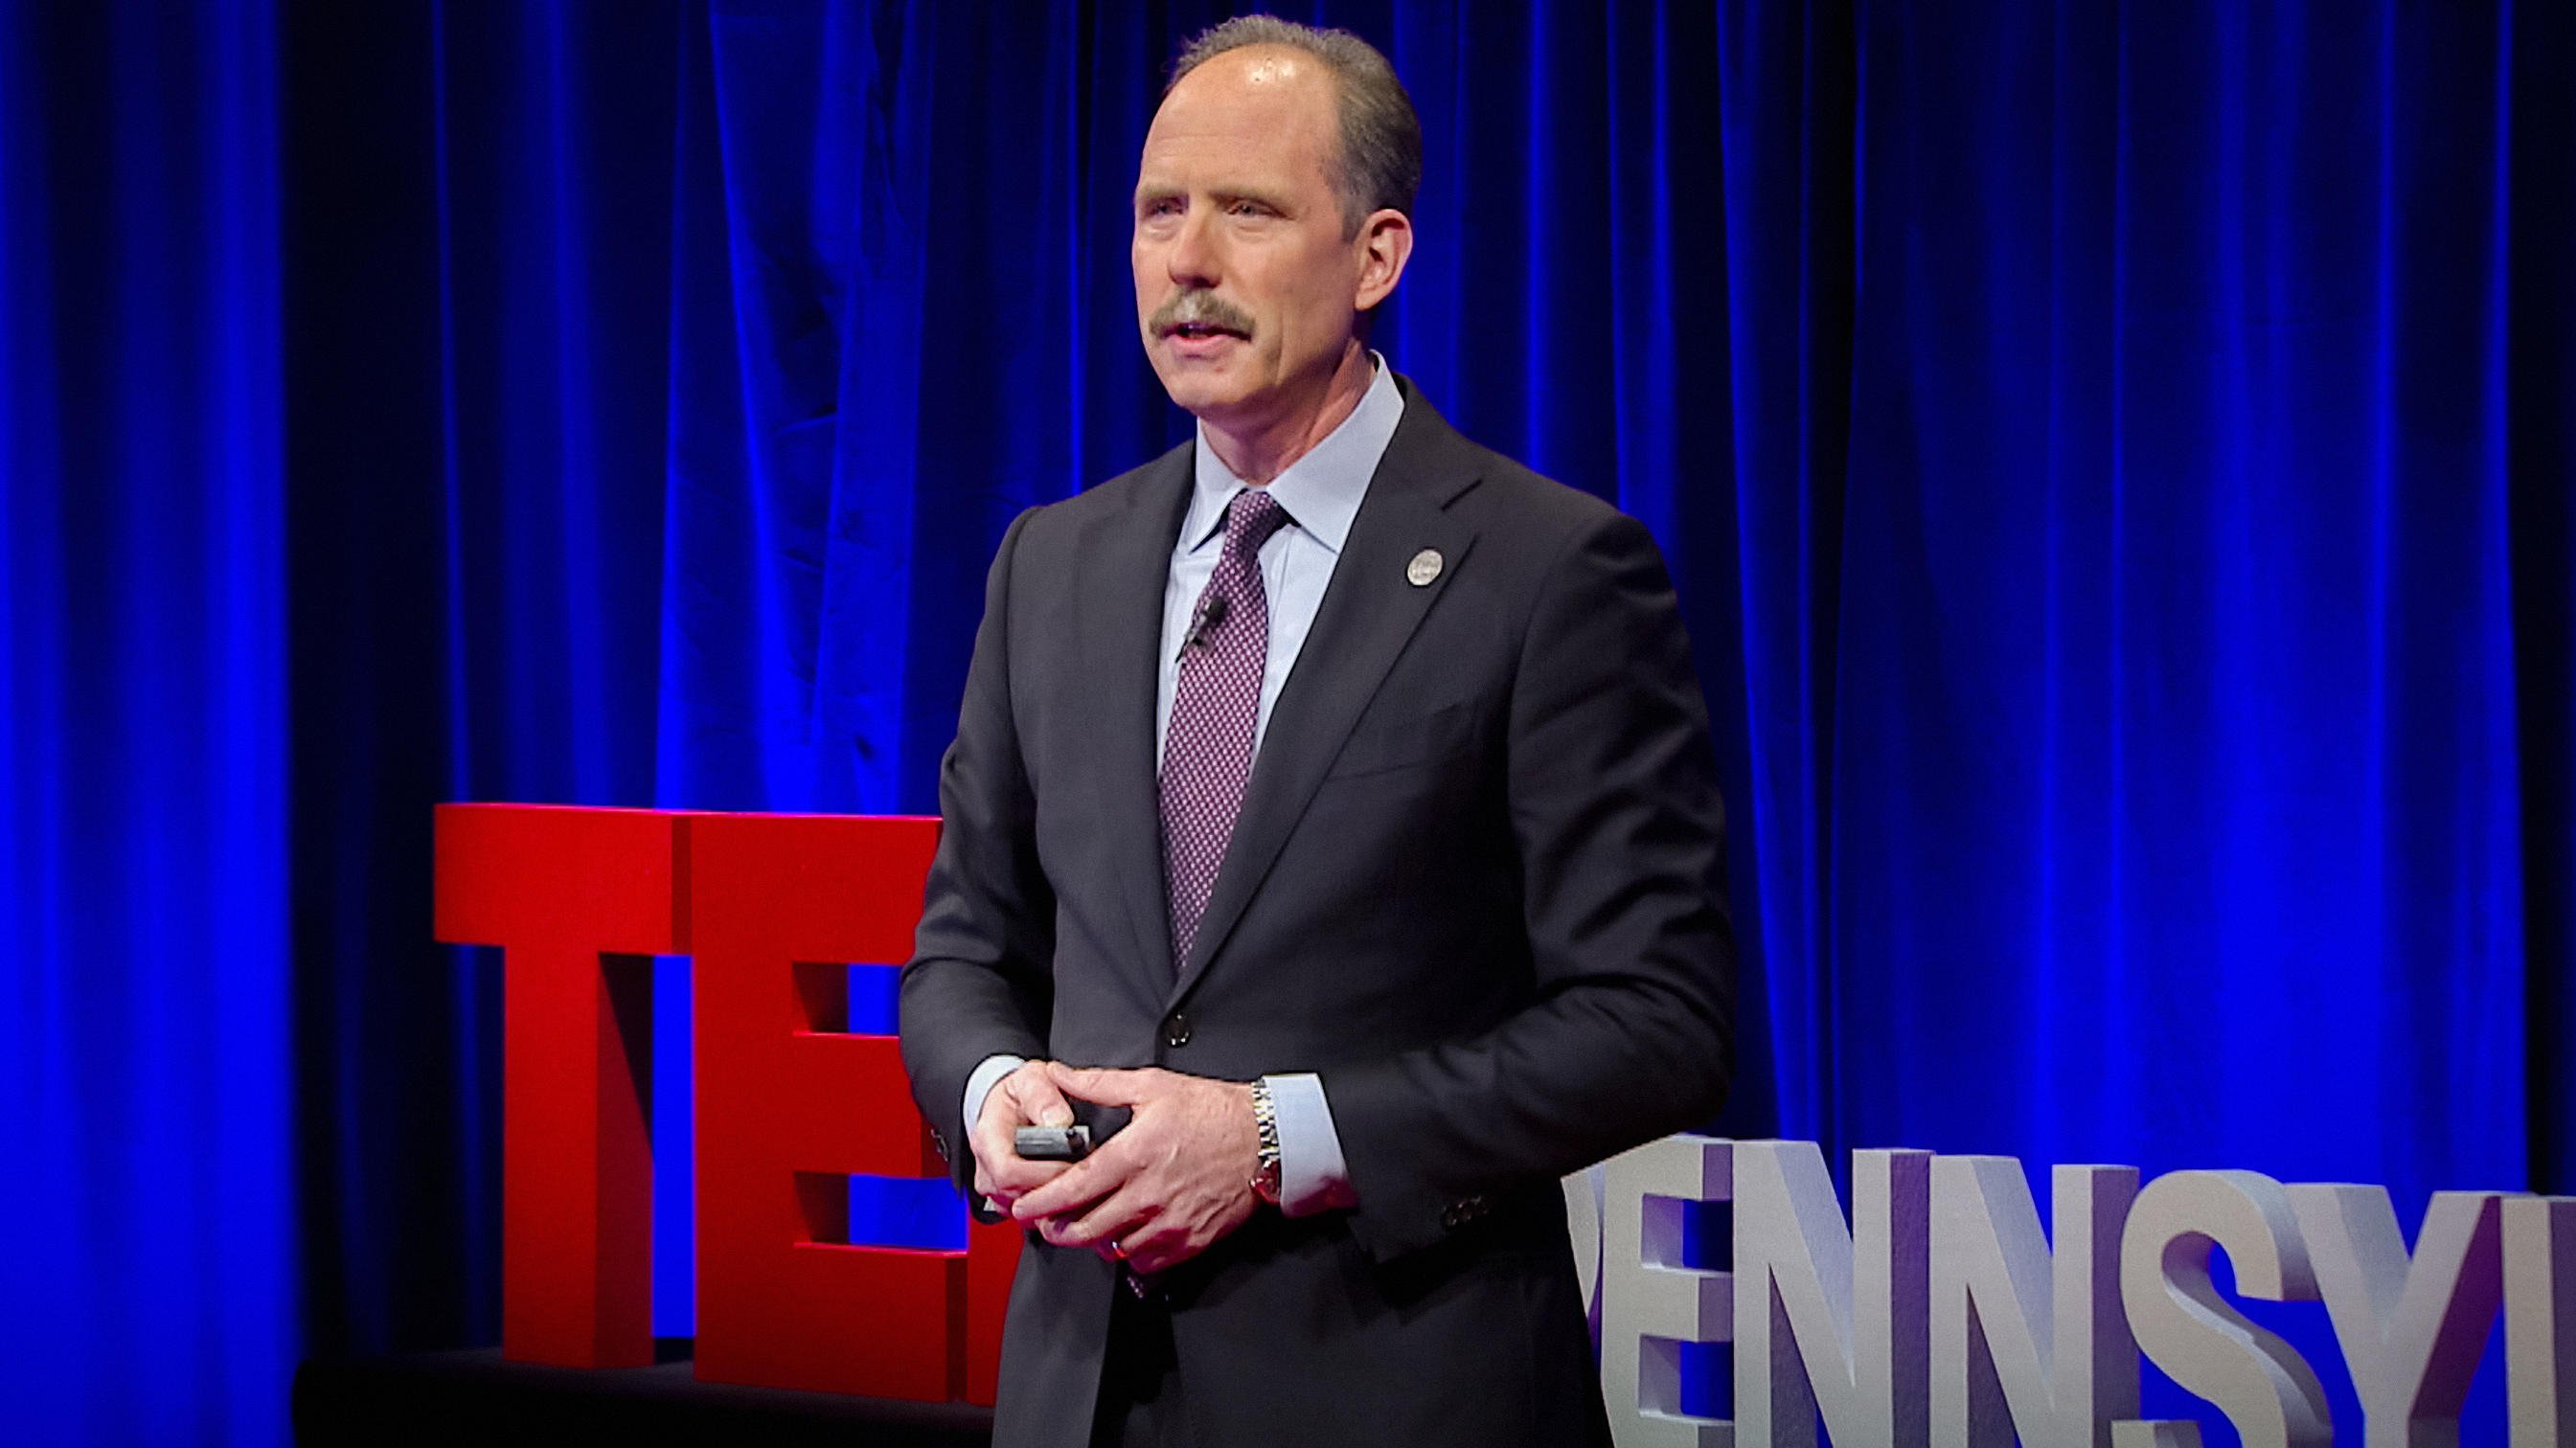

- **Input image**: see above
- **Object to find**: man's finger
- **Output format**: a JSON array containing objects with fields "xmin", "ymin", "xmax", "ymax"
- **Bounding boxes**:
[
  {"xmin": 981, "ymin": 1153, "xmax": 1071, "ymax": 1200},
  {"xmin": 1106, "ymin": 1213, "xmax": 1180, "ymax": 1273},
  {"xmin": 1036, "ymin": 1201, "xmax": 1135, "ymax": 1253},
  {"xmin": 1045, "ymin": 1061, "xmax": 1159, "ymax": 1106},
  {"xmin": 1012, "ymin": 1149, "xmax": 1127, "ymax": 1223},
  {"xmin": 1037, "ymin": 1181, "xmax": 1151, "ymax": 1252},
  {"xmin": 969, "ymin": 1061, "xmax": 1047, "ymax": 1172},
  {"xmin": 1005, "ymin": 1065, "xmax": 1078, "ymax": 1129}
]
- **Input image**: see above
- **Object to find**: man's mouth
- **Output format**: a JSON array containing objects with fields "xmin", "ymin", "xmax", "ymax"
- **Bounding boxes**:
[{"xmin": 1149, "ymin": 289, "xmax": 1256, "ymax": 344}]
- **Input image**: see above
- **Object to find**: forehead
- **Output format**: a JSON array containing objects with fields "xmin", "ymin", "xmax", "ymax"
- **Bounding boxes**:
[{"xmin": 1138, "ymin": 46, "xmax": 1336, "ymax": 192}]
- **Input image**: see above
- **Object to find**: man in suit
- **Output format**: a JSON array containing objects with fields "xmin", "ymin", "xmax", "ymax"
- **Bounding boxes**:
[{"xmin": 900, "ymin": 16, "xmax": 1731, "ymax": 1447}]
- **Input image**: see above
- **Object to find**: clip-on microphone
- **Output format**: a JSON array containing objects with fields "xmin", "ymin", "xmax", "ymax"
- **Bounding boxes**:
[{"xmin": 1177, "ymin": 593, "xmax": 1228, "ymax": 658}]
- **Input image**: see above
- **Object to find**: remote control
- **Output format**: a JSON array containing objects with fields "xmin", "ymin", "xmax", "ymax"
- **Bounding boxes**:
[{"xmin": 1014, "ymin": 1124, "xmax": 1093, "ymax": 1161}]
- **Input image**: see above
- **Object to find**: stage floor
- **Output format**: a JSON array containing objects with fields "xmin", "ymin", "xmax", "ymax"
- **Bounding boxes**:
[{"xmin": 292, "ymin": 1345, "xmax": 994, "ymax": 1447}]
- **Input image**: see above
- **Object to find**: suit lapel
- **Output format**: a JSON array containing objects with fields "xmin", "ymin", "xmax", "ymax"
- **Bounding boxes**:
[
  {"xmin": 1075, "ymin": 445, "xmax": 1194, "ymax": 983},
  {"xmin": 1168, "ymin": 388, "xmax": 1483, "ymax": 1005}
]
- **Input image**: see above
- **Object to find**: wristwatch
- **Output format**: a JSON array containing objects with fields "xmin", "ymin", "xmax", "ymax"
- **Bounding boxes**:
[{"xmin": 1248, "ymin": 1077, "xmax": 1284, "ymax": 1206}]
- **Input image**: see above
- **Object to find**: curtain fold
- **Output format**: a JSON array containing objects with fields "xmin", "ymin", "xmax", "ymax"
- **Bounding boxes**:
[
  {"xmin": 1832, "ymin": 0, "xmax": 2528, "ymax": 1188},
  {"xmin": 0, "ymin": 3, "xmax": 291, "ymax": 1443}
]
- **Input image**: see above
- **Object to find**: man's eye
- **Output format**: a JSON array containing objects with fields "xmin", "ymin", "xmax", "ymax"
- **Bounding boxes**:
[{"xmin": 1228, "ymin": 200, "xmax": 1268, "ymax": 217}]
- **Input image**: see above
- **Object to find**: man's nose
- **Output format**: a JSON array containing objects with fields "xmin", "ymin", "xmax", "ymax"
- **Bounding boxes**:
[{"xmin": 1166, "ymin": 208, "xmax": 1220, "ymax": 289}]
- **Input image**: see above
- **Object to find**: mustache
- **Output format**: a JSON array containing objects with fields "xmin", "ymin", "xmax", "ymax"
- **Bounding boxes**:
[{"xmin": 1149, "ymin": 289, "xmax": 1255, "ymax": 338}]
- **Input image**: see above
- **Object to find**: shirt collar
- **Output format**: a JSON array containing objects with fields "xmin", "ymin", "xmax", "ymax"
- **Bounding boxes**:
[{"xmin": 1180, "ymin": 354, "xmax": 1404, "ymax": 556}]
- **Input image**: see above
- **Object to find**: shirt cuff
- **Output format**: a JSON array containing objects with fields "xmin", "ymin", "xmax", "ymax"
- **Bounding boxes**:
[
  {"xmin": 1263, "ymin": 1072, "xmax": 1358, "ymax": 1216},
  {"xmin": 964, "ymin": 1053, "xmax": 1028, "ymax": 1141}
]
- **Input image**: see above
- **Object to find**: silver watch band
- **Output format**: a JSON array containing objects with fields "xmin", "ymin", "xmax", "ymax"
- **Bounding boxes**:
[{"xmin": 1249, "ymin": 1077, "xmax": 1284, "ymax": 1205}]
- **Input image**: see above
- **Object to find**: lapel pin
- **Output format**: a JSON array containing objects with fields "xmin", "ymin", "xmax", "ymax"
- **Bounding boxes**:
[{"xmin": 1406, "ymin": 548, "xmax": 1443, "ymax": 587}]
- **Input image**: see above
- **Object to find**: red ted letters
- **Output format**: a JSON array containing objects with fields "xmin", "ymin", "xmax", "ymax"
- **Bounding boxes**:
[{"xmin": 432, "ymin": 803, "xmax": 1019, "ymax": 1403}]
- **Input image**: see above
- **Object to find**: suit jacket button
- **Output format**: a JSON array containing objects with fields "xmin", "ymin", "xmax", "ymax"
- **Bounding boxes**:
[{"xmin": 1164, "ymin": 1013, "xmax": 1192, "ymax": 1048}]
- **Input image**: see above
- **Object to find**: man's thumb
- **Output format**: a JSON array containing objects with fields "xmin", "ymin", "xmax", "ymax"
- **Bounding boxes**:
[{"xmin": 1010, "ymin": 1066, "xmax": 1077, "ymax": 1127}]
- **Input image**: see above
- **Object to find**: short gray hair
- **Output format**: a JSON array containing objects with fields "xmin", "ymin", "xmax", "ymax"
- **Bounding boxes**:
[{"xmin": 1166, "ymin": 16, "xmax": 1422, "ymax": 238}]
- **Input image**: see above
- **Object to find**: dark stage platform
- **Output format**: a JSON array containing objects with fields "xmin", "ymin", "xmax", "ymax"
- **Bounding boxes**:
[{"xmin": 292, "ymin": 1346, "xmax": 994, "ymax": 1447}]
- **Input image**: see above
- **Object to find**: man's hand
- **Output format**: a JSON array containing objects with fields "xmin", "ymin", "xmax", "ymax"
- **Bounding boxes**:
[
  {"xmin": 969, "ymin": 1059, "xmax": 1081, "ymax": 1214},
  {"xmin": 1009, "ymin": 1063, "xmax": 1260, "ymax": 1276}
]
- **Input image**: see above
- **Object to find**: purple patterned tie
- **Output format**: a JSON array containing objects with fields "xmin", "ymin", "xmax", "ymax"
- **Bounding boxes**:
[{"xmin": 1161, "ymin": 487, "xmax": 1292, "ymax": 969}]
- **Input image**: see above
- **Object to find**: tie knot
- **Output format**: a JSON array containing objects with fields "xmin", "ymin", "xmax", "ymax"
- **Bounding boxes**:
[{"xmin": 1222, "ymin": 487, "xmax": 1291, "ymax": 559}]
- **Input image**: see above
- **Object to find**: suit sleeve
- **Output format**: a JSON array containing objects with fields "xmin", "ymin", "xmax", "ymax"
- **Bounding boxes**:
[
  {"xmin": 1321, "ymin": 509, "xmax": 1735, "ymax": 1260},
  {"xmin": 900, "ymin": 506, "xmax": 1057, "ymax": 1196}
]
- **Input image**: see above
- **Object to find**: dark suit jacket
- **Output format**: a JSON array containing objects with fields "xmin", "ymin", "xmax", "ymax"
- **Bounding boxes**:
[{"xmin": 900, "ymin": 381, "xmax": 1732, "ymax": 1448}]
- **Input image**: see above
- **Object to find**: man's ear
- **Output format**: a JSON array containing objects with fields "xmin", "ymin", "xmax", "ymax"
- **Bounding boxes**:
[{"xmin": 1354, "ymin": 208, "xmax": 1414, "ymax": 312}]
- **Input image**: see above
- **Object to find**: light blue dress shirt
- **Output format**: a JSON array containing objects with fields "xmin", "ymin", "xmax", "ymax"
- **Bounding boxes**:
[{"xmin": 965, "ymin": 357, "xmax": 1404, "ymax": 1219}]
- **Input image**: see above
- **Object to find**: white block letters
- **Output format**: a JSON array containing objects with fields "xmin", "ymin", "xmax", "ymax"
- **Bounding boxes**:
[
  {"xmin": 2287, "ymin": 1185, "xmax": 2504, "ymax": 1448},
  {"xmin": 1601, "ymin": 1135, "xmax": 1734, "ymax": 1448},
  {"xmin": 1733, "ymin": 1142, "xmax": 1931, "ymax": 1448},
  {"xmin": 1575, "ymin": 1140, "xmax": 2563, "ymax": 1447},
  {"xmin": 2506, "ymin": 1195, "xmax": 2576, "ymax": 1448},
  {"xmin": 2117, "ymin": 1169, "xmax": 2332, "ymax": 1448},
  {"xmin": 1929, "ymin": 1158, "xmax": 2139, "ymax": 1448}
]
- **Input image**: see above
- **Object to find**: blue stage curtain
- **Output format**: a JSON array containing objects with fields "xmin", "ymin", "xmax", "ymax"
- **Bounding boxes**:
[
  {"xmin": 285, "ymin": 0, "xmax": 689, "ymax": 1366},
  {"xmin": 1742, "ymin": 9, "xmax": 2566, "ymax": 1430},
  {"xmin": 0, "ymin": 2, "xmax": 293, "ymax": 1444},
  {"xmin": 9, "ymin": 0, "xmax": 2562, "ymax": 1441}
]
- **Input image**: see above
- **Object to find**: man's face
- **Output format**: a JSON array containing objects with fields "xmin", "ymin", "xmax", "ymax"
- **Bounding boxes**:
[{"xmin": 1132, "ymin": 47, "xmax": 1374, "ymax": 426}]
